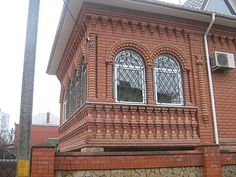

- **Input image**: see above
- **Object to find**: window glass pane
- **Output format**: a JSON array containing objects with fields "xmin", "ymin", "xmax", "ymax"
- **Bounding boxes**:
[
  {"xmin": 154, "ymin": 54, "xmax": 183, "ymax": 105},
  {"xmin": 117, "ymin": 68, "xmax": 143, "ymax": 102},
  {"xmin": 115, "ymin": 50, "xmax": 145, "ymax": 103}
]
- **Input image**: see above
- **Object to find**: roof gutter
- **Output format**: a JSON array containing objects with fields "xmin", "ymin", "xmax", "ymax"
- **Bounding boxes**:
[{"xmin": 204, "ymin": 13, "xmax": 219, "ymax": 145}]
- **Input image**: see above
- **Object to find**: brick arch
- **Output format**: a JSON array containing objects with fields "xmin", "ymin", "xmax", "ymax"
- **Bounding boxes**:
[
  {"xmin": 106, "ymin": 39, "xmax": 151, "ymax": 66},
  {"xmin": 152, "ymin": 46, "xmax": 190, "ymax": 71},
  {"xmin": 65, "ymin": 48, "xmax": 87, "ymax": 90},
  {"xmin": 76, "ymin": 47, "xmax": 87, "ymax": 65},
  {"xmin": 70, "ymin": 48, "xmax": 87, "ymax": 78}
]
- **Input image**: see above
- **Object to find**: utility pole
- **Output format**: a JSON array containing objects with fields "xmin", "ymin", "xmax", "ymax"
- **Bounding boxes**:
[{"xmin": 17, "ymin": 0, "xmax": 40, "ymax": 176}]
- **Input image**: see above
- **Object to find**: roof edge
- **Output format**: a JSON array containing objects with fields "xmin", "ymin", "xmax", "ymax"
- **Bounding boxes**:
[
  {"xmin": 46, "ymin": 0, "xmax": 70, "ymax": 75},
  {"xmin": 46, "ymin": 0, "xmax": 236, "ymax": 75}
]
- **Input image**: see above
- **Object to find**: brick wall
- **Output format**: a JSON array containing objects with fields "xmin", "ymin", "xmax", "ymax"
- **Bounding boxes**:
[
  {"xmin": 15, "ymin": 124, "xmax": 58, "ymax": 147},
  {"xmin": 31, "ymin": 146, "xmax": 55, "ymax": 177},
  {"xmin": 31, "ymin": 145, "xmax": 236, "ymax": 177}
]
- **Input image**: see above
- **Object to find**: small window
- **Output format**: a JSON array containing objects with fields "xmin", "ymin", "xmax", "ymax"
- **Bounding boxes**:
[
  {"xmin": 114, "ymin": 50, "xmax": 146, "ymax": 103},
  {"xmin": 154, "ymin": 54, "xmax": 183, "ymax": 105}
]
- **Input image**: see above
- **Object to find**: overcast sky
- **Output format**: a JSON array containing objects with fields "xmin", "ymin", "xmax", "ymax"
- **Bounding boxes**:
[{"xmin": 0, "ymin": 0, "xmax": 186, "ymax": 129}]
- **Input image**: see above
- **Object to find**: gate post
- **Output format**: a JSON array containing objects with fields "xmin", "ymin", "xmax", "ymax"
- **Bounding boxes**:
[{"xmin": 31, "ymin": 145, "xmax": 55, "ymax": 177}]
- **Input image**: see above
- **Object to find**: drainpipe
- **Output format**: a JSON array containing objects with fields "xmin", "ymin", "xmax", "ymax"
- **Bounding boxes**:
[{"xmin": 204, "ymin": 13, "xmax": 219, "ymax": 145}]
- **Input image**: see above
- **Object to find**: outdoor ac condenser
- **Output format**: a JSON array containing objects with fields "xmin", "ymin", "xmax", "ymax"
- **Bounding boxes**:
[{"xmin": 211, "ymin": 51, "xmax": 235, "ymax": 71}]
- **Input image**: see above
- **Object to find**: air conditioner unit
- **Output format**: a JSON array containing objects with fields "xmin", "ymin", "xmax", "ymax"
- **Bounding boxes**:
[{"xmin": 211, "ymin": 51, "xmax": 235, "ymax": 71}]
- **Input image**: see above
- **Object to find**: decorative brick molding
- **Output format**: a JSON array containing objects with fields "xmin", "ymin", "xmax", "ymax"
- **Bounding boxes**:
[
  {"xmin": 195, "ymin": 56, "xmax": 210, "ymax": 125},
  {"xmin": 87, "ymin": 34, "xmax": 97, "ymax": 100},
  {"xmin": 58, "ymin": 102, "xmax": 200, "ymax": 151},
  {"xmin": 83, "ymin": 2, "xmax": 206, "ymax": 36},
  {"xmin": 106, "ymin": 39, "xmax": 151, "ymax": 65},
  {"xmin": 151, "ymin": 45, "xmax": 190, "ymax": 70}
]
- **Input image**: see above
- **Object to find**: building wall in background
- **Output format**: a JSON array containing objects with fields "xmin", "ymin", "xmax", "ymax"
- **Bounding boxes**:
[
  {"xmin": 0, "ymin": 109, "xmax": 9, "ymax": 132},
  {"xmin": 15, "ymin": 112, "xmax": 59, "ymax": 147}
]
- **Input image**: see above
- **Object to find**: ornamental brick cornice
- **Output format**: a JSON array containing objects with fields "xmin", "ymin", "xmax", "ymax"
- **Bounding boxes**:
[
  {"xmin": 151, "ymin": 46, "xmax": 190, "ymax": 71},
  {"xmin": 209, "ymin": 28, "xmax": 236, "ymax": 39},
  {"xmin": 83, "ymin": 3, "xmax": 206, "ymax": 36},
  {"xmin": 106, "ymin": 39, "xmax": 152, "ymax": 66},
  {"xmin": 209, "ymin": 34, "xmax": 236, "ymax": 49}
]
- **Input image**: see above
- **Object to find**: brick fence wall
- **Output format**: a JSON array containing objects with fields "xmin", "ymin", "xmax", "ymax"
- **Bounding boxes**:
[{"xmin": 31, "ymin": 145, "xmax": 236, "ymax": 177}]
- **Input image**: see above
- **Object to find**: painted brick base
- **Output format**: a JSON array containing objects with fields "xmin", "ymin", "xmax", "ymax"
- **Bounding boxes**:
[{"xmin": 31, "ymin": 145, "xmax": 236, "ymax": 177}]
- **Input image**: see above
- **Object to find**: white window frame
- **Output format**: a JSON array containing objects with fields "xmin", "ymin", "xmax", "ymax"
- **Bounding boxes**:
[
  {"xmin": 80, "ymin": 64, "xmax": 87, "ymax": 107},
  {"xmin": 63, "ymin": 99, "xmax": 67, "ymax": 121},
  {"xmin": 154, "ymin": 56, "xmax": 184, "ymax": 106},
  {"xmin": 114, "ymin": 50, "xmax": 146, "ymax": 104}
]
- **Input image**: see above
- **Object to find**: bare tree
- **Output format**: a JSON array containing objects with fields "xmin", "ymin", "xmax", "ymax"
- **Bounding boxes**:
[{"xmin": 0, "ymin": 128, "xmax": 16, "ymax": 159}]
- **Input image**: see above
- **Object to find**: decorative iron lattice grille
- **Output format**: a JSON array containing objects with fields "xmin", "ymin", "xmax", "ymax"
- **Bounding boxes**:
[
  {"xmin": 114, "ymin": 50, "xmax": 146, "ymax": 103},
  {"xmin": 154, "ymin": 54, "xmax": 183, "ymax": 105},
  {"xmin": 63, "ymin": 59, "xmax": 87, "ymax": 120}
]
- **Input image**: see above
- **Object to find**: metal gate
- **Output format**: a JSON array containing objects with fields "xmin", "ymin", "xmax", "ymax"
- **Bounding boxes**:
[{"xmin": 0, "ymin": 160, "xmax": 16, "ymax": 177}]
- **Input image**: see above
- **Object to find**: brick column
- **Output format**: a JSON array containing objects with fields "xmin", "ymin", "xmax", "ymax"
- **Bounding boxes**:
[
  {"xmin": 146, "ymin": 65, "xmax": 155, "ymax": 105},
  {"xmin": 199, "ymin": 145, "xmax": 221, "ymax": 177},
  {"xmin": 106, "ymin": 62, "xmax": 113, "ymax": 101},
  {"xmin": 87, "ymin": 34, "xmax": 97, "ymax": 101},
  {"xmin": 31, "ymin": 145, "xmax": 55, "ymax": 177},
  {"xmin": 196, "ymin": 58, "xmax": 210, "ymax": 124}
]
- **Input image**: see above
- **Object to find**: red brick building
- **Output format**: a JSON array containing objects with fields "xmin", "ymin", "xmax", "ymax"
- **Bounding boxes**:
[
  {"xmin": 15, "ymin": 112, "xmax": 59, "ymax": 147},
  {"xmin": 31, "ymin": 0, "xmax": 236, "ymax": 176}
]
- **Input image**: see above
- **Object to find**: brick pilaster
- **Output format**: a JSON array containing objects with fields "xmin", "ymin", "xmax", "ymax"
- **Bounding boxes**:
[
  {"xmin": 199, "ymin": 145, "xmax": 221, "ymax": 177},
  {"xmin": 31, "ymin": 146, "xmax": 55, "ymax": 177},
  {"xmin": 87, "ymin": 34, "xmax": 97, "ymax": 101}
]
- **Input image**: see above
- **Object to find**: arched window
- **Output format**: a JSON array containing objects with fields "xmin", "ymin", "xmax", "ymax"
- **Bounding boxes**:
[
  {"xmin": 154, "ymin": 54, "xmax": 183, "ymax": 105},
  {"xmin": 114, "ymin": 50, "xmax": 146, "ymax": 103},
  {"xmin": 63, "ymin": 58, "xmax": 87, "ymax": 120}
]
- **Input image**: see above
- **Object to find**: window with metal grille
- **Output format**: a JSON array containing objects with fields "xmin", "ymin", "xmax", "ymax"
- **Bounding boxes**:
[
  {"xmin": 114, "ymin": 50, "xmax": 146, "ymax": 103},
  {"xmin": 63, "ymin": 58, "xmax": 87, "ymax": 120},
  {"xmin": 154, "ymin": 54, "xmax": 183, "ymax": 105}
]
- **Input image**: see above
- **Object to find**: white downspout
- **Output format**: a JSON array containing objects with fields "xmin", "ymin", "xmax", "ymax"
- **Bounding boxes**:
[{"xmin": 204, "ymin": 13, "xmax": 219, "ymax": 145}]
